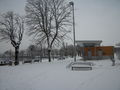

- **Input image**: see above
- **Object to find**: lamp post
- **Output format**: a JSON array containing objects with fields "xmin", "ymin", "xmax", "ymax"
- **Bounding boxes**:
[{"xmin": 69, "ymin": 1, "xmax": 76, "ymax": 62}]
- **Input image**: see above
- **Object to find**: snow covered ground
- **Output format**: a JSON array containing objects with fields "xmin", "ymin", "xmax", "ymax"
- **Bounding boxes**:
[{"xmin": 0, "ymin": 57, "xmax": 120, "ymax": 90}]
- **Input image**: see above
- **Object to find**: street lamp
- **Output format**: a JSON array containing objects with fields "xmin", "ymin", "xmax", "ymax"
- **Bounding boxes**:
[{"xmin": 69, "ymin": 1, "xmax": 76, "ymax": 62}]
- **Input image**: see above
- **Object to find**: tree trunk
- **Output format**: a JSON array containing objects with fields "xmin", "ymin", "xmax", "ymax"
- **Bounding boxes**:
[
  {"xmin": 14, "ymin": 46, "xmax": 19, "ymax": 65},
  {"xmin": 48, "ymin": 50, "xmax": 51, "ymax": 62}
]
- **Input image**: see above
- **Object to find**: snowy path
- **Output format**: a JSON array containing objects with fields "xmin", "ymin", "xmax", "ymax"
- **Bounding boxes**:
[
  {"xmin": 77, "ymin": 67, "xmax": 120, "ymax": 90},
  {"xmin": 0, "ymin": 58, "xmax": 120, "ymax": 90}
]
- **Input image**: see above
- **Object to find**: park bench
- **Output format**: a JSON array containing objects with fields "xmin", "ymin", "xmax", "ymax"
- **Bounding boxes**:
[{"xmin": 71, "ymin": 62, "xmax": 93, "ymax": 71}]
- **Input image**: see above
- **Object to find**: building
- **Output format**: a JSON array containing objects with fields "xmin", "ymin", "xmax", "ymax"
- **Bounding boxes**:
[
  {"xmin": 76, "ymin": 40, "xmax": 114, "ymax": 60},
  {"xmin": 115, "ymin": 46, "xmax": 120, "ymax": 60}
]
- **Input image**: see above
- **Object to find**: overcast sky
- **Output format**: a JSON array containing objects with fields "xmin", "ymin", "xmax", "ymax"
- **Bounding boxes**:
[{"xmin": 0, "ymin": 0, "xmax": 120, "ymax": 53}]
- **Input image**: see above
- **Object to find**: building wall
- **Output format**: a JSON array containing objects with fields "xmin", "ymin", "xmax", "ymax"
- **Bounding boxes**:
[
  {"xmin": 115, "ymin": 47, "xmax": 120, "ymax": 60},
  {"xmin": 83, "ymin": 46, "xmax": 114, "ymax": 60}
]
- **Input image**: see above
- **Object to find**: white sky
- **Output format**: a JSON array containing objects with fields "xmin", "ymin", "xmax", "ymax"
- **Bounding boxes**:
[{"xmin": 0, "ymin": 0, "xmax": 120, "ymax": 53}]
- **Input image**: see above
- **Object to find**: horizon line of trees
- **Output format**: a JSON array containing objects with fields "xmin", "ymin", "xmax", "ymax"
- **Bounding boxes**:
[{"xmin": 0, "ymin": 44, "xmax": 81, "ymax": 61}]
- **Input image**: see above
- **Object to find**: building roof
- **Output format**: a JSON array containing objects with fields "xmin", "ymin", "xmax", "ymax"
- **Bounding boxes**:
[
  {"xmin": 76, "ymin": 40, "xmax": 102, "ymax": 47},
  {"xmin": 115, "ymin": 46, "xmax": 120, "ymax": 48},
  {"xmin": 76, "ymin": 40, "xmax": 102, "ymax": 43}
]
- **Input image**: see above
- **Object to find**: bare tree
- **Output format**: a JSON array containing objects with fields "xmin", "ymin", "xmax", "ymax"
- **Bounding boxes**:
[
  {"xmin": 25, "ymin": 0, "xmax": 71, "ymax": 62},
  {"xmin": 27, "ymin": 44, "xmax": 36, "ymax": 59},
  {"xmin": 0, "ymin": 11, "xmax": 24, "ymax": 65}
]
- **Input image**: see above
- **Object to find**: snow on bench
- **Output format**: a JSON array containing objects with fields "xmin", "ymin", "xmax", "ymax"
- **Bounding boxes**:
[
  {"xmin": 71, "ymin": 64, "xmax": 92, "ymax": 70},
  {"xmin": 71, "ymin": 62, "xmax": 93, "ymax": 71}
]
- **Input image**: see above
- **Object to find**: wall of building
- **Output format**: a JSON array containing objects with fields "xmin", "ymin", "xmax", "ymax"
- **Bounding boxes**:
[{"xmin": 83, "ymin": 46, "xmax": 114, "ymax": 60}]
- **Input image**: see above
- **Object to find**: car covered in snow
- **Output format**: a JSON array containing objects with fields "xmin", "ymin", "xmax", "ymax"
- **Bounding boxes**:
[
  {"xmin": 32, "ymin": 56, "xmax": 42, "ymax": 62},
  {"xmin": 0, "ymin": 58, "xmax": 13, "ymax": 65},
  {"xmin": 22, "ymin": 59, "xmax": 33, "ymax": 64},
  {"xmin": 23, "ymin": 56, "xmax": 42, "ymax": 64}
]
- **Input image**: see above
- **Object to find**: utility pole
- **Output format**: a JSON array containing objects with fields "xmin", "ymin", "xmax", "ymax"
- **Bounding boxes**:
[{"xmin": 69, "ymin": 1, "xmax": 76, "ymax": 62}]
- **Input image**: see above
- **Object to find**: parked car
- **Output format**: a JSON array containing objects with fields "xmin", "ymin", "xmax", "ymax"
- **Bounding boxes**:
[
  {"xmin": 58, "ymin": 56, "xmax": 65, "ymax": 60},
  {"xmin": 23, "ymin": 59, "xmax": 33, "ymax": 64},
  {"xmin": 32, "ymin": 56, "xmax": 42, "ymax": 62},
  {"xmin": 0, "ymin": 58, "xmax": 13, "ymax": 65}
]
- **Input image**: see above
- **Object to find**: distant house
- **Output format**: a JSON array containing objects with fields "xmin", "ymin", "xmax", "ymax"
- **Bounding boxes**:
[
  {"xmin": 115, "ymin": 46, "xmax": 120, "ymax": 59},
  {"xmin": 76, "ymin": 40, "xmax": 114, "ymax": 60}
]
